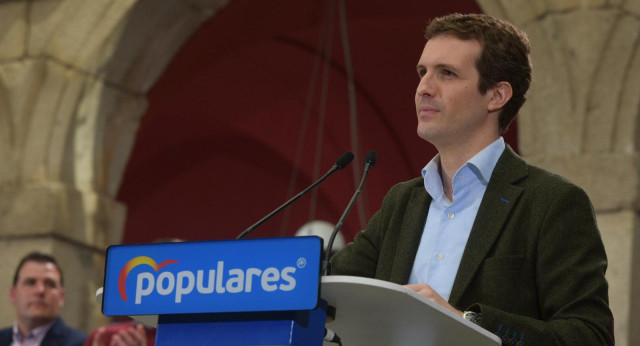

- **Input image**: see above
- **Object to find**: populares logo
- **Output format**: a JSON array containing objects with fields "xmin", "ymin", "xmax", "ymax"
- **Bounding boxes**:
[
  {"xmin": 117, "ymin": 256, "xmax": 301, "ymax": 305},
  {"xmin": 118, "ymin": 256, "xmax": 178, "ymax": 302}
]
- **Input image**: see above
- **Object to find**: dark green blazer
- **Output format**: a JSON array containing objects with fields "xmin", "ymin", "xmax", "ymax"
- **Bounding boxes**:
[{"xmin": 331, "ymin": 147, "xmax": 613, "ymax": 345}]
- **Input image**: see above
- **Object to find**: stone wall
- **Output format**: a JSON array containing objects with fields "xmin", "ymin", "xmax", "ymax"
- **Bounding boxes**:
[
  {"xmin": 0, "ymin": 0, "xmax": 228, "ymax": 333},
  {"xmin": 478, "ymin": 1, "xmax": 640, "ymax": 345}
]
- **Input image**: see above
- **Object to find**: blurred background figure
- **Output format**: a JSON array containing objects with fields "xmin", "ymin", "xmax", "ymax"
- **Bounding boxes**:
[
  {"xmin": 0, "ymin": 252, "xmax": 86, "ymax": 346},
  {"xmin": 84, "ymin": 322, "xmax": 152, "ymax": 346}
]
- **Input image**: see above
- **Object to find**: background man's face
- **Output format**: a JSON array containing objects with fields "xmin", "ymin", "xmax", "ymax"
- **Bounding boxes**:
[{"xmin": 10, "ymin": 261, "xmax": 65, "ymax": 326}]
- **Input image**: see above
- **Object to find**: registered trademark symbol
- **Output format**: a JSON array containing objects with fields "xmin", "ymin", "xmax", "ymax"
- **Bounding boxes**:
[{"xmin": 297, "ymin": 257, "xmax": 307, "ymax": 268}]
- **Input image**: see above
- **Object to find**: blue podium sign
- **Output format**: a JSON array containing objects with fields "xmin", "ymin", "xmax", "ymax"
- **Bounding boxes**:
[{"xmin": 102, "ymin": 237, "xmax": 322, "ymax": 316}]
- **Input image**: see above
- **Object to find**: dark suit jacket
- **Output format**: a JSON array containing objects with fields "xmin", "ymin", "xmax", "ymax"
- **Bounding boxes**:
[
  {"xmin": 331, "ymin": 147, "xmax": 614, "ymax": 345},
  {"xmin": 0, "ymin": 317, "xmax": 86, "ymax": 346}
]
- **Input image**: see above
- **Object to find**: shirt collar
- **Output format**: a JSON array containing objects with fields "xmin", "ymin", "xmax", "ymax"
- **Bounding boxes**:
[
  {"xmin": 13, "ymin": 319, "xmax": 56, "ymax": 343},
  {"xmin": 421, "ymin": 137, "xmax": 505, "ymax": 199},
  {"xmin": 422, "ymin": 154, "xmax": 445, "ymax": 201},
  {"xmin": 466, "ymin": 136, "xmax": 505, "ymax": 185}
]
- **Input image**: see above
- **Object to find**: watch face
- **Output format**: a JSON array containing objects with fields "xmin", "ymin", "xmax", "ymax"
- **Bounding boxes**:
[{"xmin": 463, "ymin": 311, "xmax": 480, "ymax": 324}]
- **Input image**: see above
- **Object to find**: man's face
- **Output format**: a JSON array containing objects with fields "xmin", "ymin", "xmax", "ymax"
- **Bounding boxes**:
[
  {"xmin": 415, "ymin": 35, "xmax": 498, "ymax": 149},
  {"xmin": 10, "ymin": 261, "xmax": 65, "ymax": 327}
]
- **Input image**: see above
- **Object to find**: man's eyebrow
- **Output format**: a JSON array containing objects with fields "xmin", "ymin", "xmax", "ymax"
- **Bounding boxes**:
[
  {"xmin": 44, "ymin": 278, "xmax": 59, "ymax": 287},
  {"xmin": 434, "ymin": 63, "xmax": 460, "ymax": 72},
  {"xmin": 416, "ymin": 63, "xmax": 460, "ymax": 72}
]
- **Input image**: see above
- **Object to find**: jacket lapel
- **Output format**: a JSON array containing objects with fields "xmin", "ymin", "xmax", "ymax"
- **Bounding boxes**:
[
  {"xmin": 0, "ymin": 327, "xmax": 13, "ymax": 346},
  {"xmin": 448, "ymin": 147, "xmax": 528, "ymax": 306},
  {"xmin": 389, "ymin": 185, "xmax": 431, "ymax": 284},
  {"xmin": 41, "ymin": 318, "xmax": 60, "ymax": 346}
]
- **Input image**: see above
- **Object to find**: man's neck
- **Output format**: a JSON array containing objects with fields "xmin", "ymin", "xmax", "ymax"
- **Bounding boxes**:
[
  {"xmin": 16, "ymin": 317, "xmax": 54, "ymax": 339},
  {"xmin": 436, "ymin": 135, "xmax": 500, "ymax": 200}
]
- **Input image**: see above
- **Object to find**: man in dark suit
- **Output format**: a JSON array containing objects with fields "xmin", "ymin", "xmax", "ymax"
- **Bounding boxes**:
[
  {"xmin": 0, "ymin": 252, "xmax": 86, "ymax": 346},
  {"xmin": 330, "ymin": 13, "xmax": 614, "ymax": 345}
]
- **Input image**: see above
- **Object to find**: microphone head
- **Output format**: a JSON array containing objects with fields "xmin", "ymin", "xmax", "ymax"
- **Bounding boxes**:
[
  {"xmin": 335, "ymin": 151, "xmax": 355, "ymax": 170},
  {"xmin": 364, "ymin": 150, "xmax": 378, "ymax": 168}
]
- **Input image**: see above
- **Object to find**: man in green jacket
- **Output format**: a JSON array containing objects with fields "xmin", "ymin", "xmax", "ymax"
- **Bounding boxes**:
[{"xmin": 330, "ymin": 13, "xmax": 613, "ymax": 345}]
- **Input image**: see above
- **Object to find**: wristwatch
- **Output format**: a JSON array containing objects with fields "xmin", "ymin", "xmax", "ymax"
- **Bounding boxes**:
[{"xmin": 463, "ymin": 311, "xmax": 481, "ymax": 325}]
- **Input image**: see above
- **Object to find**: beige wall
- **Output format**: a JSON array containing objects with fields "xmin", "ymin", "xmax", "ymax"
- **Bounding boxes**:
[
  {"xmin": 0, "ymin": 0, "xmax": 637, "ymax": 344},
  {"xmin": 479, "ymin": 1, "xmax": 640, "ymax": 345}
]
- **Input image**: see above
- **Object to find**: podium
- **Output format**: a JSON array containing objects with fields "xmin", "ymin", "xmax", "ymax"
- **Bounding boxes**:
[
  {"xmin": 99, "ymin": 238, "xmax": 500, "ymax": 345},
  {"xmin": 321, "ymin": 276, "xmax": 500, "ymax": 345},
  {"xmin": 101, "ymin": 237, "xmax": 326, "ymax": 345}
]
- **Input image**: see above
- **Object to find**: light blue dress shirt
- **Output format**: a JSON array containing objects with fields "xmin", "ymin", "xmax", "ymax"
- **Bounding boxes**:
[
  {"xmin": 408, "ymin": 137, "xmax": 505, "ymax": 301},
  {"xmin": 11, "ymin": 320, "xmax": 54, "ymax": 346}
]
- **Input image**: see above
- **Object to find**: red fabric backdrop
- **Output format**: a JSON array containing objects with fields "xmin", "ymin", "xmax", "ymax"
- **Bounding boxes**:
[{"xmin": 118, "ymin": 0, "xmax": 517, "ymax": 244}]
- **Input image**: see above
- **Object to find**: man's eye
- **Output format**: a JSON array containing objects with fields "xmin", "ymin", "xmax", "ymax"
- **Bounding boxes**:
[
  {"xmin": 442, "ymin": 70, "xmax": 456, "ymax": 77},
  {"xmin": 417, "ymin": 69, "xmax": 426, "ymax": 78}
]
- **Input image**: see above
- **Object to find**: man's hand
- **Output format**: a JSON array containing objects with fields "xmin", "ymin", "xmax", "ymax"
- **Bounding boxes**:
[
  {"xmin": 405, "ymin": 283, "xmax": 463, "ymax": 316},
  {"xmin": 91, "ymin": 323, "xmax": 148, "ymax": 346}
]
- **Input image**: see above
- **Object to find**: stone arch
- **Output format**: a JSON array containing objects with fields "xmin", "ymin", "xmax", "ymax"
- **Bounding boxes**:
[{"xmin": 0, "ymin": 0, "xmax": 228, "ymax": 331}]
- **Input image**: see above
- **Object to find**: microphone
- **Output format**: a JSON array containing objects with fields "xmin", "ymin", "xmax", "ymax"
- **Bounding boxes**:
[
  {"xmin": 324, "ymin": 327, "xmax": 343, "ymax": 345},
  {"xmin": 323, "ymin": 150, "xmax": 377, "ymax": 274},
  {"xmin": 236, "ymin": 151, "xmax": 354, "ymax": 239}
]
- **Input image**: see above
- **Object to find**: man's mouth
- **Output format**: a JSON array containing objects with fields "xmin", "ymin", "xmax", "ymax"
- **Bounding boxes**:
[
  {"xmin": 28, "ymin": 301, "xmax": 48, "ymax": 308},
  {"xmin": 418, "ymin": 105, "xmax": 439, "ymax": 117}
]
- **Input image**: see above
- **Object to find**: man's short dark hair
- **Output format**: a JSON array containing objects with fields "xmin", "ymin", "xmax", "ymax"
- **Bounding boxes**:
[
  {"xmin": 425, "ymin": 13, "xmax": 532, "ymax": 134},
  {"xmin": 12, "ymin": 252, "xmax": 64, "ymax": 287}
]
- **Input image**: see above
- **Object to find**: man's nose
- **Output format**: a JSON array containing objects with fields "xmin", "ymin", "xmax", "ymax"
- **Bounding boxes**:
[
  {"xmin": 33, "ymin": 281, "xmax": 46, "ymax": 294},
  {"xmin": 416, "ymin": 74, "xmax": 435, "ymax": 97}
]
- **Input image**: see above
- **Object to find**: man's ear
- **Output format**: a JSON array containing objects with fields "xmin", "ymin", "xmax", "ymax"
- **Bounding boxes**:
[
  {"xmin": 58, "ymin": 287, "xmax": 65, "ymax": 308},
  {"xmin": 488, "ymin": 81, "xmax": 513, "ymax": 112},
  {"xmin": 10, "ymin": 285, "xmax": 16, "ymax": 306}
]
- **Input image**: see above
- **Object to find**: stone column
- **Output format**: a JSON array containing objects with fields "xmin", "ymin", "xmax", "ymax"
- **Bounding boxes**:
[
  {"xmin": 0, "ymin": 0, "xmax": 227, "ymax": 332},
  {"xmin": 478, "ymin": 1, "xmax": 640, "ymax": 345}
]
